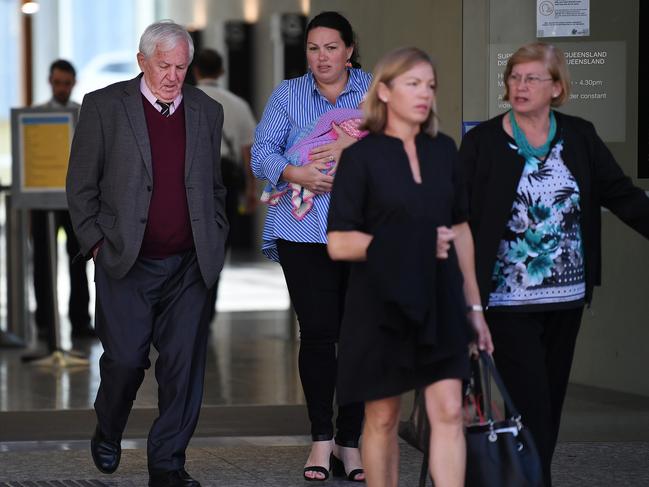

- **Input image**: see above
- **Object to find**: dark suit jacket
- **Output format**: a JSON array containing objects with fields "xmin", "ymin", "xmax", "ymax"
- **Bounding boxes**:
[
  {"xmin": 459, "ymin": 111, "xmax": 649, "ymax": 306},
  {"xmin": 66, "ymin": 74, "xmax": 228, "ymax": 287}
]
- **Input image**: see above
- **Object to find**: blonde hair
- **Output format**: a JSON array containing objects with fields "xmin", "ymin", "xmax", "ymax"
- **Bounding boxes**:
[
  {"xmin": 362, "ymin": 47, "xmax": 438, "ymax": 136},
  {"xmin": 503, "ymin": 42, "xmax": 570, "ymax": 107}
]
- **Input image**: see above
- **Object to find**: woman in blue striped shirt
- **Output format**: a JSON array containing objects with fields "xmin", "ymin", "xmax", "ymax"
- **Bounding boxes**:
[{"xmin": 252, "ymin": 11, "xmax": 371, "ymax": 483}]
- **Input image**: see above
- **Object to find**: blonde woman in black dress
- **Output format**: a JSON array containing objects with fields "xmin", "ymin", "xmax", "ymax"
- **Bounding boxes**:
[{"xmin": 327, "ymin": 47, "xmax": 493, "ymax": 487}]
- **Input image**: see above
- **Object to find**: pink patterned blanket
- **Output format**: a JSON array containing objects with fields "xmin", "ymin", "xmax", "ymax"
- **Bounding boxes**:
[{"xmin": 261, "ymin": 107, "xmax": 367, "ymax": 220}]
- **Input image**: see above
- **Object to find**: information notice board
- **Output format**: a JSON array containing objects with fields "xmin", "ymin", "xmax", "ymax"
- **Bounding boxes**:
[{"xmin": 10, "ymin": 107, "xmax": 77, "ymax": 209}]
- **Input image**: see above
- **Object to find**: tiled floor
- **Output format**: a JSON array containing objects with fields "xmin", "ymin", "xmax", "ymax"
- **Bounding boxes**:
[{"xmin": 1, "ymin": 439, "xmax": 649, "ymax": 486}]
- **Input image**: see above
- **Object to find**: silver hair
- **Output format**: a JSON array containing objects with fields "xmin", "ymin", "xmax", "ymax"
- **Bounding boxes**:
[{"xmin": 139, "ymin": 20, "xmax": 194, "ymax": 61}]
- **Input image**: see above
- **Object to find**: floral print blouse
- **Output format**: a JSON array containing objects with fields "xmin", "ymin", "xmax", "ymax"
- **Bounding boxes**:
[{"xmin": 489, "ymin": 140, "xmax": 586, "ymax": 308}]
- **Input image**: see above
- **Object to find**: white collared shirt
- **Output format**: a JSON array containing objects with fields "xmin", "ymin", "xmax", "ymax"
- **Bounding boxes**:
[{"xmin": 140, "ymin": 77, "xmax": 183, "ymax": 115}]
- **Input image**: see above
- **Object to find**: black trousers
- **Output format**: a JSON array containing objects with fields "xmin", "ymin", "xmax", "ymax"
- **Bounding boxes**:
[
  {"xmin": 276, "ymin": 239, "xmax": 364, "ymax": 446},
  {"xmin": 94, "ymin": 251, "xmax": 212, "ymax": 473},
  {"xmin": 207, "ymin": 182, "xmax": 238, "ymax": 323},
  {"xmin": 32, "ymin": 210, "xmax": 90, "ymax": 333},
  {"xmin": 486, "ymin": 307, "xmax": 583, "ymax": 487}
]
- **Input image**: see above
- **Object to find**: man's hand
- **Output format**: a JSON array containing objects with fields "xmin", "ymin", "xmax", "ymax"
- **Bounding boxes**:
[{"xmin": 91, "ymin": 240, "xmax": 103, "ymax": 262}]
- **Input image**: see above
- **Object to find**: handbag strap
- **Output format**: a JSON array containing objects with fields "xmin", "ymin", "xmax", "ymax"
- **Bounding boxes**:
[
  {"xmin": 482, "ymin": 355, "xmax": 494, "ymax": 420},
  {"xmin": 469, "ymin": 353, "xmax": 494, "ymax": 421},
  {"xmin": 478, "ymin": 351, "xmax": 522, "ymax": 420}
]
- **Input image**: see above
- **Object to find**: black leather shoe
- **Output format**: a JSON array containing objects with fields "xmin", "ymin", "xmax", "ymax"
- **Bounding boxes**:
[
  {"xmin": 149, "ymin": 469, "xmax": 201, "ymax": 487},
  {"xmin": 90, "ymin": 425, "xmax": 121, "ymax": 474}
]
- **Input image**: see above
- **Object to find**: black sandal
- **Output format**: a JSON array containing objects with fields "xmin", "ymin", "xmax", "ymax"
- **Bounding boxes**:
[
  {"xmin": 303, "ymin": 439, "xmax": 334, "ymax": 481},
  {"xmin": 330, "ymin": 452, "xmax": 364, "ymax": 482},
  {"xmin": 303, "ymin": 465, "xmax": 330, "ymax": 481}
]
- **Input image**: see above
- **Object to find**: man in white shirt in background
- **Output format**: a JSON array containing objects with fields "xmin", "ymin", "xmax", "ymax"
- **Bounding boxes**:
[
  {"xmin": 193, "ymin": 48, "xmax": 257, "ymax": 320},
  {"xmin": 33, "ymin": 59, "xmax": 93, "ymax": 342}
]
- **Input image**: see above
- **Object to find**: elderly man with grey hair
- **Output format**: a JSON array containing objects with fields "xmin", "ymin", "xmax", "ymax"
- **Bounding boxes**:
[{"xmin": 66, "ymin": 20, "xmax": 227, "ymax": 487}]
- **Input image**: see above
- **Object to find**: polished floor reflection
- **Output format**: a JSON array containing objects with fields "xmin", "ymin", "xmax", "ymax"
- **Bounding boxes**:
[
  {"xmin": 0, "ymin": 247, "xmax": 302, "ymax": 411},
  {"xmin": 0, "ymin": 309, "xmax": 303, "ymax": 411}
]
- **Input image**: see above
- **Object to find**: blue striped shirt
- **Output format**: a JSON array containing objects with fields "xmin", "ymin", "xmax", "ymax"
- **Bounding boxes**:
[{"xmin": 252, "ymin": 68, "xmax": 372, "ymax": 261}]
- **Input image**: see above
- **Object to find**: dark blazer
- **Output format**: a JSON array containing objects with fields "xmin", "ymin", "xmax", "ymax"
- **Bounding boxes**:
[
  {"xmin": 66, "ymin": 74, "xmax": 228, "ymax": 287},
  {"xmin": 459, "ymin": 111, "xmax": 649, "ymax": 306}
]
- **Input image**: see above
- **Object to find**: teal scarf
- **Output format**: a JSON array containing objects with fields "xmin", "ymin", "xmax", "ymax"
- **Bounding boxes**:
[{"xmin": 509, "ymin": 110, "xmax": 556, "ymax": 161}]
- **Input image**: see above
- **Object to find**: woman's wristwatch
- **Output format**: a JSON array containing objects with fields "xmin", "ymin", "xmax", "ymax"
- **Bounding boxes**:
[{"xmin": 466, "ymin": 304, "xmax": 484, "ymax": 313}]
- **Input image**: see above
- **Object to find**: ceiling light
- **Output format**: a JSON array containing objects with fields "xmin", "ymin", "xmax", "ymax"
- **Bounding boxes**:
[{"xmin": 21, "ymin": 1, "xmax": 40, "ymax": 15}]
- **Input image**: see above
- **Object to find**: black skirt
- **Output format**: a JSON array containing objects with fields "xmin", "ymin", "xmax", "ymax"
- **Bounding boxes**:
[{"xmin": 335, "ymin": 263, "xmax": 471, "ymax": 405}]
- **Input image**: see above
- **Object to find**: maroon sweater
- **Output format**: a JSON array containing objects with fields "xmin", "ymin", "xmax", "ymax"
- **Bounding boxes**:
[{"xmin": 140, "ymin": 97, "xmax": 193, "ymax": 258}]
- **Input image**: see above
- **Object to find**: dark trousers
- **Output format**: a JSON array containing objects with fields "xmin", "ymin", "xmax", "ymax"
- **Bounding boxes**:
[
  {"xmin": 94, "ymin": 251, "xmax": 212, "ymax": 473},
  {"xmin": 207, "ymin": 184, "xmax": 237, "ymax": 323},
  {"xmin": 486, "ymin": 307, "xmax": 583, "ymax": 487},
  {"xmin": 276, "ymin": 239, "xmax": 364, "ymax": 446},
  {"xmin": 32, "ymin": 210, "xmax": 90, "ymax": 333}
]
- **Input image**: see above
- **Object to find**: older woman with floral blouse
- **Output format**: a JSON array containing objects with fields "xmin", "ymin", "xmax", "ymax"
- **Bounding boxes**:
[{"xmin": 459, "ymin": 41, "xmax": 649, "ymax": 487}]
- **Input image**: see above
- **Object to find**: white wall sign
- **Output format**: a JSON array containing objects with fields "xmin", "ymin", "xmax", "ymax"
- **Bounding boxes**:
[{"xmin": 537, "ymin": 0, "xmax": 590, "ymax": 37}]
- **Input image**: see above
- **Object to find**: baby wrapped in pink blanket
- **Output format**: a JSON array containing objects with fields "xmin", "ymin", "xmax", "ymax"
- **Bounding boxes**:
[{"xmin": 261, "ymin": 107, "xmax": 367, "ymax": 220}]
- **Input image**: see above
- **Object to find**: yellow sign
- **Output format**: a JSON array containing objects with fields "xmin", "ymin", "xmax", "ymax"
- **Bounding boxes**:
[{"xmin": 20, "ymin": 114, "xmax": 73, "ymax": 190}]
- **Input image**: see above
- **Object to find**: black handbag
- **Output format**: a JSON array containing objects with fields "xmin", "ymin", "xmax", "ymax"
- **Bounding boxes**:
[
  {"xmin": 465, "ymin": 351, "xmax": 544, "ymax": 487},
  {"xmin": 220, "ymin": 134, "xmax": 246, "ymax": 192},
  {"xmin": 398, "ymin": 358, "xmax": 494, "ymax": 487}
]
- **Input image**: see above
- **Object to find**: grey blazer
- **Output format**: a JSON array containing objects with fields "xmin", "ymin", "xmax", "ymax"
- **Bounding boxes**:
[{"xmin": 66, "ymin": 74, "xmax": 228, "ymax": 287}]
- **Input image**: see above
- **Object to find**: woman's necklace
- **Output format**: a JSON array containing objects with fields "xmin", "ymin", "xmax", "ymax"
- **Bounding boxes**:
[{"xmin": 509, "ymin": 110, "xmax": 556, "ymax": 161}]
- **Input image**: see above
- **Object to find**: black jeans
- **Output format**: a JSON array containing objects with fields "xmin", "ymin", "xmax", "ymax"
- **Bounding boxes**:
[
  {"xmin": 277, "ymin": 239, "xmax": 364, "ymax": 446},
  {"xmin": 207, "ymin": 183, "xmax": 237, "ymax": 324},
  {"xmin": 486, "ymin": 307, "xmax": 583, "ymax": 487}
]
